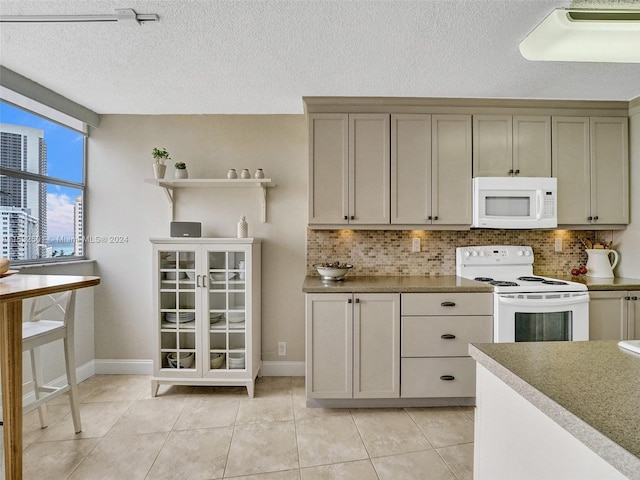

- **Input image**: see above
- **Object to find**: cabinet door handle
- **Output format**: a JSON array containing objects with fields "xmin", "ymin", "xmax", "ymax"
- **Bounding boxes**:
[
  {"xmin": 625, "ymin": 296, "xmax": 631, "ymax": 301},
  {"xmin": 440, "ymin": 375, "xmax": 455, "ymax": 381},
  {"xmin": 427, "ymin": 216, "xmax": 432, "ymax": 220},
  {"xmin": 348, "ymin": 298, "xmax": 352, "ymax": 304},
  {"xmin": 441, "ymin": 334, "xmax": 456, "ymax": 340},
  {"xmin": 632, "ymin": 296, "xmax": 638, "ymax": 301},
  {"xmin": 514, "ymin": 169, "xmax": 520, "ymax": 175},
  {"xmin": 433, "ymin": 216, "xmax": 438, "ymax": 221},
  {"xmin": 587, "ymin": 216, "xmax": 593, "ymax": 221},
  {"xmin": 196, "ymin": 275, "xmax": 201, "ymax": 287},
  {"xmin": 350, "ymin": 215, "xmax": 355, "ymax": 220},
  {"xmin": 202, "ymin": 275, "xmax": 207, "ymax": 288},
  {"xmin": 344, "ymin": 215, "xmax": 348, "ymax": 221},
  {"xmin": 593, "ymin": 216, "xmax": 599, "ymax": 221},
  {"xmin": 355, "ymin": 298, "xmax": 360, "ymax": 303},
  {"xmin": 508, "ymin": 169, "xmax": 514, "ymax": 175},
  {"xmin": 440, "ymin": 301, "xmax": 456, "ymax": 307}
]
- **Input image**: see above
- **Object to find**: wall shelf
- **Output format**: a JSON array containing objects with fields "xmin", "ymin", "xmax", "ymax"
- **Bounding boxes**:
[{"xmin": 145, "ymin": 178, "xmax": 276, "ymax": 222}]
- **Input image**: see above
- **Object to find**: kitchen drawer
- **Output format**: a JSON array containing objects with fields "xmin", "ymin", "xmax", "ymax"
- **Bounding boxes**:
[
  {"xmin": 402, "ymin": 293, "xmax": 492, "ymax": 316},
  {"xmin": 401, "ymin": 357, "xmax": 476, "ymax": 398},
  {"xmin": 402, "ymin": 316, "xmax": 492, "ymax": 357}
]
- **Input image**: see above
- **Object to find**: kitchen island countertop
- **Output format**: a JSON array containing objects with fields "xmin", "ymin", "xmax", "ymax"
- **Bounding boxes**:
[
  {"xmin": 470, "ymin": 340, "xmax": 640, "ymax": 479},
  {"xmin": 302, "ymin": 275, "xmax": 494, "ymax": 293}
]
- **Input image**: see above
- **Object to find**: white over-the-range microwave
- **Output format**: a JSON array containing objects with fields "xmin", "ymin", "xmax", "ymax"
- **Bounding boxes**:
[{"xmin": 472, "ymin": 176, "xmax": 557, "ymax": 229}]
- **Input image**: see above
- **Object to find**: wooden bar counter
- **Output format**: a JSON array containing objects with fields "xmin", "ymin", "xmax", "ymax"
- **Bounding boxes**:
[{"xmin": 0, "ymin": 274, "xmax": 100, "ymax": 480}]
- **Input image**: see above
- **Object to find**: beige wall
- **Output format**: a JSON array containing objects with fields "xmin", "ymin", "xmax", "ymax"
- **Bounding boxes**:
[
  {"xmin": 616, "ymin": 107, "xmax": 640, "ymax": 278},
  {"xmin": 87, "ymin": 115, "xmax": 308, "ymax": 363},
  {"xmin": 85, "ymin": 110, "xmax": 639, "ymax": 370}
]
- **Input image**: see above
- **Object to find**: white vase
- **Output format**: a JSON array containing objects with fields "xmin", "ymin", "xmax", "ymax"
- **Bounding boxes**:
[
  {"xmin": 237, "ymin": 215, "xmax": 248, "ymax": 238},
  {"xmin": 175, "ymin": 169, "xmax": 188, "ymax": 179},
  {"xmin": 153, "ymin": 163, "xmax": 166, "ymax": 179}
]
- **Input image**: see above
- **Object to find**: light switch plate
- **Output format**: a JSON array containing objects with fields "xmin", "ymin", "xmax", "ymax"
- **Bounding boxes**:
[
  {"xmin": 412, "ymin": 238, "xmax": 421, "ymax": 253},
  {"xmin": 554, "ymin": 238, "xmax": 562, "ymax": 252}
]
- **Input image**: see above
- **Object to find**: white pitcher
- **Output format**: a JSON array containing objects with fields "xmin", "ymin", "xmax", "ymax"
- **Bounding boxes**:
[{"xmin": 585, "ymin": 249, "xmax": 619, "ymax": 278}]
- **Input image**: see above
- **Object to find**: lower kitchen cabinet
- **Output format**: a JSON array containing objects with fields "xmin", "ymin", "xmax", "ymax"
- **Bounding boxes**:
[
  {"xmin": 400, "ymin": 293, "xmax": 493, "ymax": 398},
  {"xmin": 305, "ymin": 291, "xmax": 493, "ymax": 403},
  {"xmin": 305, "ymin": 293, "xmax": 400, "ymax": 399},
  {"xmin": 589, "ymin": 290, "xmax": 639, "ymax": 340}
]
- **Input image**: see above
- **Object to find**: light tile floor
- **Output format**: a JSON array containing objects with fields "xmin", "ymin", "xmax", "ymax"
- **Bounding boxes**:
[{"xmin": 5, "ymin": 375, "xmax": 474, "ymax": 479}]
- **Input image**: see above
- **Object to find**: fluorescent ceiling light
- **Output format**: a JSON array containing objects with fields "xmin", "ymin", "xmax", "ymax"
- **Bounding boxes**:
[
  {"xmin": 519, "ymin": 8, "xmax": 640, "ymax": 63},
  {"xmin": 0, "ymin": 8, "xmax": 158, "ymax": 25}
]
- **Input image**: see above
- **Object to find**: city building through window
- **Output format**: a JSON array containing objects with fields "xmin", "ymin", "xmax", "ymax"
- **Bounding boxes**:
[{"xmin": 0, "ymin": 100, "xmax": 86, "ymax": 262}]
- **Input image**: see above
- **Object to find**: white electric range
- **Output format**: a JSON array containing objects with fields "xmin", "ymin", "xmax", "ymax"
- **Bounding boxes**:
[{"xmin": 456, "ymin": 245, "xmax": 589, "ymax": 343}]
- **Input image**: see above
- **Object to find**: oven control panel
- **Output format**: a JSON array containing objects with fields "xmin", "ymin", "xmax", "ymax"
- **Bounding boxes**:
[{"xmin": 456, "ymin": 246, "xmax": 534, "ymax": 265}]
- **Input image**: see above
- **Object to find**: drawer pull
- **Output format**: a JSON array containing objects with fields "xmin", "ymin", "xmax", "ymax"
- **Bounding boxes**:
[
  {"xmin": 440, "ymin": 375, "xmax": 455, "ymax": 381},
  {"xmin": 440, "ymin": 302, "xmax": 456, "ymax": 307},
  {"xmin": 441, "ymin": 334, "xmax": 456, "ymax": 340}
]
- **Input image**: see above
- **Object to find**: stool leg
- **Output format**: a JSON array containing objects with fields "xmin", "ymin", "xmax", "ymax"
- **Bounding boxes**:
[
  {"xmin": 30, "ymin": 348, "xmax": 48, "ymax": 429},
  {"xmin": 63, "ymin": 335, "xmax": 82, "ymax": 433}
]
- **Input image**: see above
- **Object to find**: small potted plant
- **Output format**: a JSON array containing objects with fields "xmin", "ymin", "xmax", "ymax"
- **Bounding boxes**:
[
  {"xmin": 151, "ymin": 147, "xmax": 170, "ymax": 179},
  {"xmin": 174, "ymin": 161, "xmax": 188, "ymax": 179}
]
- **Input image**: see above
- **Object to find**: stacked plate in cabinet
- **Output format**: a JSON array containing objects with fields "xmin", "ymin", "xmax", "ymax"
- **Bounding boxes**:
[
  {"xmin": 165, "ymin": 312, "xmax": 196, "ymax": 323},
  {"xmin": 228, "ymin": 353, "xmax": 245, "ymax": 369}
]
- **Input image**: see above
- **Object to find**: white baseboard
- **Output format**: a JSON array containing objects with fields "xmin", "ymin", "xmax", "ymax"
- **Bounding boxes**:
[
  {"xmin": 16, "ymin": 358, "xmax": 302, "ymax": 408},
  {"xmin": 90, "ymin": 359, "xmax": 304, "ymax": 377},
  {"xmin": 261, "ymin": 361, "xmax": 305, "ymax": 376},
  {"xmin": 93, "ymin": 359, "xmax": 154, "ymax": 375}
]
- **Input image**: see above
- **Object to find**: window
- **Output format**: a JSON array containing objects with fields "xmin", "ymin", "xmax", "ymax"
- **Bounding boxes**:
[{"xmin": 0, "ymin": 100, "xmax": 86, "ymax": 263}]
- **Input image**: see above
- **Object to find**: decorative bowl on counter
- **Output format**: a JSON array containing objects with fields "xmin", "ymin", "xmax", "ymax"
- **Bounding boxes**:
[{"xmin": 313, "ymin": 262, "xmax": 353, "ymax": 282}]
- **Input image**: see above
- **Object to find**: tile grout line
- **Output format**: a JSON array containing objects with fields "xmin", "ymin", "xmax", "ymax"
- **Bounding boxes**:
[{"xmin": 348, "ymin": 408, "xmax": 382, "ymax": 480}]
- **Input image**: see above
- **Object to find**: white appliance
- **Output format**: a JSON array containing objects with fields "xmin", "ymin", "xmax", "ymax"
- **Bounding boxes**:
[
  {"xmin": 456, "ymin": 245, "xmax": 589, "ymax": 343},
  {"xmin": 472, "ymin": 177, "xmax": 557, "ymax": 229}
]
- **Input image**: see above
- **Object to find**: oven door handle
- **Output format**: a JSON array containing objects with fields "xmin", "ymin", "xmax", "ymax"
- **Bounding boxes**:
[{"xmin": 498, "ymin": 295, "xmax": 589, "ymax": 308}]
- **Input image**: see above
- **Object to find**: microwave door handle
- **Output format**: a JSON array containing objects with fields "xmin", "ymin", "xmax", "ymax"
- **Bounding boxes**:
[
  {"xmin": 498, "ymin": 295, "xmax": 589, "ymax": 308},
  {"xmin": 536, "ymin": 190, "xmax": 543, "ymax": 220}
]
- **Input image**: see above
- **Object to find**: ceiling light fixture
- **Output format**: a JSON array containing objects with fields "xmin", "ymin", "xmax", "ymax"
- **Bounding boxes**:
[
  {"xmin": 519, "ymin": 8, "xmax": 640, "ymax": 63},
  {"xmin": 0, "ymin": 8, "xmax": 159, "ymax": 25}
]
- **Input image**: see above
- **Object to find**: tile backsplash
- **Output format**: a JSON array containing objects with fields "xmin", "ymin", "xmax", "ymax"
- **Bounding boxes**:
[{"xmin": 307, "ymin": 229, "xmax": 615, "ymax": 277}]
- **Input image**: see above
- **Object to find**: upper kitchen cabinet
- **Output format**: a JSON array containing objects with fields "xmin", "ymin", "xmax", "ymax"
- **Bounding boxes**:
[
  {"xmin": 308, "ymin": 113, "xmax": 390, "ymax": 226},
  {"xmin": 552, "ymin": 116, "xmax": 629, "ymax": 226},
  {"xmin": 391, "ymin": 114, "xmax": 472, "ymax": 225},
  {"xmin": 473, "ymin": 115, "xmax": 551, "ymax": 177},
  {"xmin": 308, "ymin": 114, "xmax": 348, "ymax": 225}
]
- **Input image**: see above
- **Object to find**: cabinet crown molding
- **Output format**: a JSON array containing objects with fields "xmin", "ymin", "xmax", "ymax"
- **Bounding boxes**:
[{"xmin": 303, "ymin": 96, "xmax": 629, "ymax": 117}]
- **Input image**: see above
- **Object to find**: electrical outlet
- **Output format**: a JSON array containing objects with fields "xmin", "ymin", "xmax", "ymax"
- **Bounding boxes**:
[
  {"xmin": 278, "ymin": 342, "xmax": 286, "ymax": 356},
  {"xmin": 554, "ymin": 238, "xmax": 562, "ymax": 253},
  {"xmin": 412, "ymin": 238, "xmax": 421, "ymax": 253}
]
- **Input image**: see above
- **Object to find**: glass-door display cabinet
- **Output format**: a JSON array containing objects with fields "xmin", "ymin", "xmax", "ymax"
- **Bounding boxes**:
[{"xmin": 151, "ymin": 238, "xmax": 261, "ymax": 397}]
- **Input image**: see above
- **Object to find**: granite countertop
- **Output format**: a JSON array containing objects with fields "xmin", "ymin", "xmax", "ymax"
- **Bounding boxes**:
[
  {"xmin": 469, "ymin": 341, "xmax": 640, "ymax": 479},
  {"xmin": 302, "ymin": 275, "xmax": 494, "ymax": 293},
  {"xmin": 554, "ymin": 276, "xmax": 640, "ymax": 291}
]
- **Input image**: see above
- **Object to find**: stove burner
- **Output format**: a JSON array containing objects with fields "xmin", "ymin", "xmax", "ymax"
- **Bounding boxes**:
[
  {"xmin": 517, "ymin": 276, "xmax": 545, "ymax": 282},
  {"xmin": 490, "ymin": 280, "xmax": 519, "ymax": 287},
  {"xmin": 474, "ymin": 277, "xmax": 494, "ymax": 282},
  {"xmin": 541, "ymin": 280, "xmax": 568, "ymax": 285}
]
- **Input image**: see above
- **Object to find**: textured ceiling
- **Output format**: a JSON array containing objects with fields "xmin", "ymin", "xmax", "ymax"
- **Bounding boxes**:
[{"xmin": 1, "ymin": 0, "xmax": 639, "ymax": 114}]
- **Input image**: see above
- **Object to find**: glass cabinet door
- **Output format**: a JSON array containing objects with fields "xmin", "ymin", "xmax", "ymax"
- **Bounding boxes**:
[
  {"xmin": 207, "ymin": 249, "xmax": 247, "ymax": 371},
  {"xmin": 158, "ymin": 248, "xmax": 198, "ymax": 371}
]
